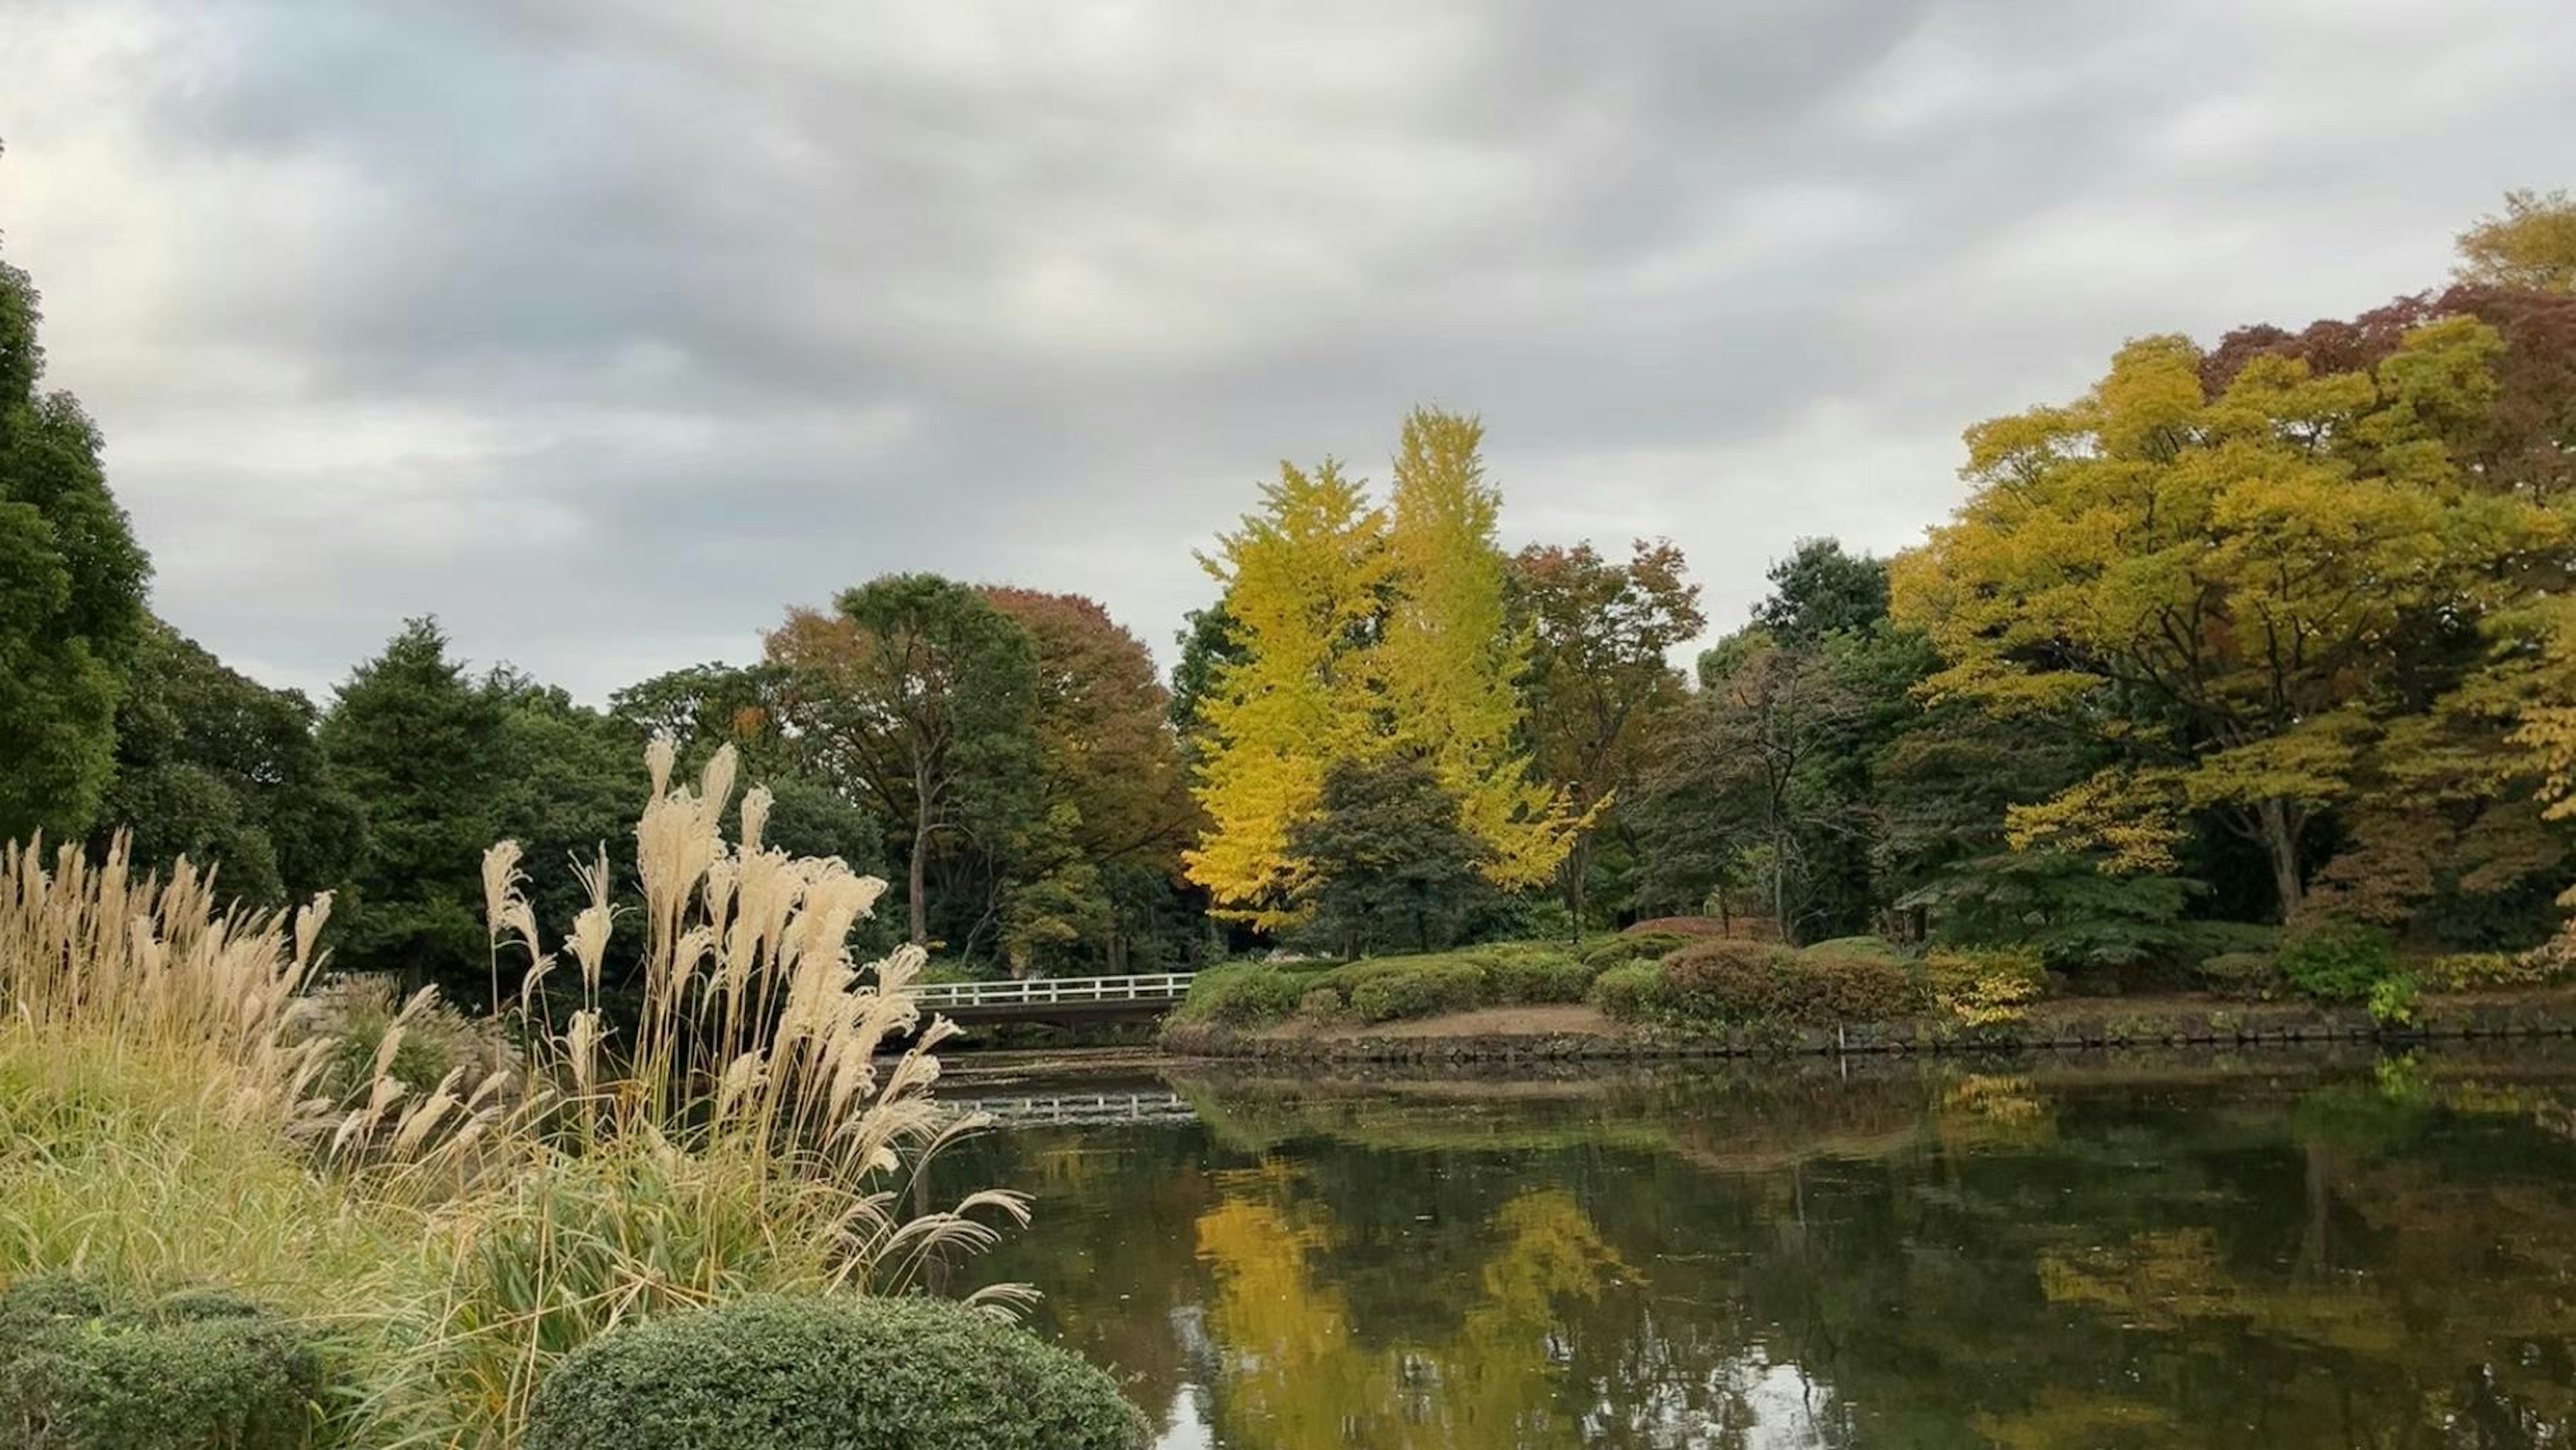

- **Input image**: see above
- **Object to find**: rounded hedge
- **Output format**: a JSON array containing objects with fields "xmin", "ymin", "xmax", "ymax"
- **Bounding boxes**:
[
  {"xmin": 523, "ymin": 1294, "xmax": 1150, "ymax": 1450},
  {"xmin": 0, "ymin": 1276, "xmax": 325, "ymax": 1450}
]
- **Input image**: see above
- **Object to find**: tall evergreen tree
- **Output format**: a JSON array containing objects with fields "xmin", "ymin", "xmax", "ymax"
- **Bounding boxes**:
[
  {"xmin": 318, "ymin": 618, "xmax": 503, "ymax": 997},
  {"xmin": 0, "ymin": 246, "xmax": 150, "ymax": 844}
]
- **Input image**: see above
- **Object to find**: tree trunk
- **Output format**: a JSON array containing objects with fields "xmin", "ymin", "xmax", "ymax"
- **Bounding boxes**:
[
  {"xmin": 908, "ymin": 817, "xmax": 931, "ymax": 945},
  {"xmin": 2257, "ymin": 797, "xmax": 2305, "ymax": 925}
]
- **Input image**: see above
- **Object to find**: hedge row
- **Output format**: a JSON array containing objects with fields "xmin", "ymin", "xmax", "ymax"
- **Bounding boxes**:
[{"xmin": 1173, "ymin": 937, "xmax": 1700, "ymax": 1030}]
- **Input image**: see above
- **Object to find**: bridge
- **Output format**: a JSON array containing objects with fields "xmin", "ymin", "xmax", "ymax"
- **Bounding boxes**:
[
  {"xmin": 947, "ymin": 1089, "xmax": 1200, "ymax": 1128},
  {"xmin": 910, "ymin": 972, "xmax": 1196, "ymax": 1025}
]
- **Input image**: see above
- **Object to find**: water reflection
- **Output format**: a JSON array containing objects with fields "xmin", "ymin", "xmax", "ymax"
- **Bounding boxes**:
[{"xmin": 938, "ymin": 1048, "xmax": 2576, "ymax": 1448}]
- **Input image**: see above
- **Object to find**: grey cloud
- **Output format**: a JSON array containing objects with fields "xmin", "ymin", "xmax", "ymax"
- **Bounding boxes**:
[{"xmin": 3, "ymin": 0, "xmax": 2573, "ymax": 703}]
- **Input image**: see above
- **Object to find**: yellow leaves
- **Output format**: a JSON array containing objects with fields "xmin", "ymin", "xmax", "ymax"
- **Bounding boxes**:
[
  {"xmin": 2006, "ymin": 768, "xmax": 2188, "ymax": 874},
  {"xmin": 1185, "ymin": 459, "xmax": 1392, "ymax": 928},
  {"xmin": 1381, "ymin": 408, "xmax": 1581, "ymax": 886},
  {"xmin": 1902, "ymin": 305, "xmax": 2571, "ymax": 913},
  {"xmin": 1187, "ymin": 410, "xmax": 1581, "ymax": 921},
  {"xmin": 2455, "ymin": 187, "xmax": 2576, "ymax": 294}
]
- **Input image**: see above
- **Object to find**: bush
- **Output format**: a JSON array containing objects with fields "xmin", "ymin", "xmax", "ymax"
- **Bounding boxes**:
[
  {"xmin": 523, "ymin": 1295, "xmax": 1148, "ymax": 1450},
  {"xmin": 0, "ymin": 1276, "xmax": 327, "ymax": 1450},
  {"xmin": 1293, "ymin": 986, "xmax": 1347, "ymax": 1024},
  {"xmin": 1799, "ymin": 949, "xmax": 1933, "ymax": 1024},
  {"xmin": 1656, "ymin": 941, "xmax": 1927, "ymax": 1028},
  {"xmin": 1579, "ymin": 933, "xmax": 1690, "ymax": 970},
  {"xmin": 1174, "ymin": 964, "xmax": 1303, "ymax": 1027},
  {"xmin": 1344, "ymin": 960, "xmax": 1487, "ymax": 1023},
  {"xmin": 2422, "ymin": 951, "xmax": 2569, "ymax": 992},
  {"xmin": 290, "ymin": 975, "xmax": 517, "ymax": 1110},
  {"xmin": 1622, "ymin": 916, "xmax": 1733, "ymax": 939},
  {"xmin": 1482, "ymin": 947, "xmax": 1593, "ymax": 1005},
  {"xmin": 1589, "ymin": 962, "xmax": 1664, "ymax": 1021},
  {"xmin": 1798, "ymin": 935, "xmax": 1905, "ymax": 964},
  {"xmin": 2192, "ymin": 951, "xmax": 2282, "ymax": 998},
  {"xmin": 2169, "ymin": 920, "xmax": 2284, "ymax": 963},
  {"xmin": 2279, "ymin": 921, "xmax": 2402, "ymax": 1003},
  {"xmin": 1660, "ymin": 940, "xmax": 1796, "ymax": 1023},
  {"xmin": 2369, "ymin": 974, "xmax": 2421, "ymax": 1027},
  {"xmin": 1922, "ymin": 946, "xmax": 2047, "ymax": 1027}
]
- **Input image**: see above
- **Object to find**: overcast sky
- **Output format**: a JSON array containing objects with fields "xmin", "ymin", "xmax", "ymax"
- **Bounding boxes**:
[{"xmin": 4, "ymin": 0, "xmax": 2571, "ymax": 703}]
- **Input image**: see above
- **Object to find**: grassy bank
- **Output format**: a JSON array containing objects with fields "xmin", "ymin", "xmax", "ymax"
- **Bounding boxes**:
[{"xmin": 1163, "ymin": 922, "xmax": 2576, "ymax": 1056}]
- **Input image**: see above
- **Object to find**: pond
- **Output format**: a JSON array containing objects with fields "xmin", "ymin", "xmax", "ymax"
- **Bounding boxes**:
[{"xmin": 932, "ymin": 1047, "xmax": 2576, "ymax": 1449}]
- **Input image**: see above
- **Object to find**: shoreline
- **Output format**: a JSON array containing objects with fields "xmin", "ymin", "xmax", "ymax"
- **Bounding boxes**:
[{"xmin": 1154, "ymin": 991, "xmax": 2576, "ymax": 1064}]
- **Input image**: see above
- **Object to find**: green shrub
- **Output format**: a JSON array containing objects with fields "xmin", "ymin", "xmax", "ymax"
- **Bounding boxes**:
[
  {"xmin": 2192, "ymin": 951, "xmax": 2282, "ymax": 998},
  {"xmin": 2170, "ymin": 921, "xmax": 2284, "ymax": 963},
  {"xmin": 2422, "ymin": 951, "xmax": 2567, "ymax": 992},
  {"xmin": 1797, "ymin": 935, "xmax": 1904, "ymax": 964},
  {"xmin": 290, "ymin": 975, "xmax": 515, "ymax": 1109},
  {"xmin": 1921, "ymin": 946, "xmax": 2046, "ymax": 1027},
  {"xmin": 1175, "ymin": 965, "xmax": 1303, "ymax": 1027},
  {"xmin": 1589, "ymin": 962, "xmax": 1665, "ymax": 1021},
  {"xmin": 1483, "ymin": 949, "xmax": 1593, "ymax": 1005},
  {"xmin": 1579, "ymin": 933, "xmax": 1690, "ymax": 970},
  {"xmin": 1659, "ymin": 940, "xmax": 1795, "ymax": 1023},
  {"xmin": 2279, "ymin": 921, "xmax": 2401, "ymax": 1003},
  {"xmin": 1799, "ymin": 949, "xmax": 1934, "ymax": 1024},
  {"xmin": 2369, "ymin": 974, "xmax": 2421, "ymax": 1027},
  {"xmin": 1344, "ymin": 960, "xmax": 1487, "ymax": 1023},
  {"xmin": 0, "ymin": 1276, "xmax": 326, "ymax": 1450},
  {"xmin": 1293, "ymin": 986, "xmax": 1346, "ymax": 1023},
  {"xmin": 522, "ymin": 1295, "xmax": 1148, "ymax": 1450}
]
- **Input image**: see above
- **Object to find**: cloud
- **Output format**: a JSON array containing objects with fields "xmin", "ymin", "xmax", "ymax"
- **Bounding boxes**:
[{"xmin": 3, "ymin": 0, "xmax": 2572, "ymax": 700}]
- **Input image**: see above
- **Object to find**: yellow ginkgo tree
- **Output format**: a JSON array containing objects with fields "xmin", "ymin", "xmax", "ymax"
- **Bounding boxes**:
[
  {"xmin": 1377, "ymin": 408, "xmax": 1584, "ymax": 888},
  {"xmin": 1892, "ymin": 315, "xmax": 2565, "ymax": 922},
  {"xmin": 1184, "ymin": 459, "xmax": 1392, "ymax": 929}
]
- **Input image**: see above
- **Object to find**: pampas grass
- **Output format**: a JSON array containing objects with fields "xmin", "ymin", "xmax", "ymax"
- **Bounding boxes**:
[{"xmin": 0, "ymin": 739, "xmax": 1025, "ymax": 1449}]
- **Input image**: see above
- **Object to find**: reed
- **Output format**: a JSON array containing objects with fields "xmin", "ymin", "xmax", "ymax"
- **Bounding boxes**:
[{"xmin": 0, "ymin": 738, "xmax": 1024, "ymax": 1448}]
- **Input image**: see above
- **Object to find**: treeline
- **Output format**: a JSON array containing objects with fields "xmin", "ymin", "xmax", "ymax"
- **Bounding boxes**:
[{"xmin": 5, "ymin": 190, "xmax": 2575, "ymax": 1007}]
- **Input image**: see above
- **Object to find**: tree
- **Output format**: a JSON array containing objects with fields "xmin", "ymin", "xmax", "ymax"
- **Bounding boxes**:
[
  {"xmin": 1892, "ymin": 317, "xmax": 2564, "ymax": 921},
  {"xmin": 318, "ymin": 618, "xmax": 504, "ymax": 996},
  {"xmin": 983, "ymin": 587, "xmax": 1195, "ymax": 974},
  {"xmin": 96, "ymin": 619, "xmax": 360, "ymax": 905},
  {"xmin": 2457, "ymin": 188, "xmax": 2576, "ymax": 295},
  {"xmin": 1666, "ymin": 628, "xmax": 1873, "ymax": 941},
  {"xmin": 1513, "ymin": 539, "xmax": 1705, "ymax": 927},
  {"xmin": 0, "ymin": 249, "xmax": 150, "ymax": 845},
  {"xmin": 1376, "ymin": 407, "xmax": 1577, "ymax": 886},
  {"xmin": 1185, "ymin": 460, "xmax": 1392, "ymax": 930},
  {"xmin": 1168, "ymin": 599, "xmax": 1246, "ymax": 746},
  {"xmin": 1751, "ymin": 538, "xmax": 1890, "ymax": 645},
  {"xmin": 766, "ymin": 574, "xmax": 1039, "ymax": 947},
  {"xmin": 1287, "ymin": 755, "xmax": 1491, "ymax": 955}
]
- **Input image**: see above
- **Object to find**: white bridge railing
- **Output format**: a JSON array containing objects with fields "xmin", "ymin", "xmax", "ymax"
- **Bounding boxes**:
[
  {"xmin": 910, "ymin": 972, "xmax": 1196, "ymax": 1013},
  {"xmin": 953, "ymin": 1090, "xmax": 1199, "ymax": 1127}
]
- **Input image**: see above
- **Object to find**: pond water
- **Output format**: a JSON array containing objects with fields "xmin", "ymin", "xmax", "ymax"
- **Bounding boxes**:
[{"xmin": 932, "ymin": 1047, "xmax": 2576, "ymax": 1449}]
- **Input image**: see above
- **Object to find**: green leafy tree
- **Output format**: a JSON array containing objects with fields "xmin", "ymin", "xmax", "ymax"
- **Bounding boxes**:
[
  {"xmin": 0, "ymin": 248, "xmax": 150, "ymax": 844},
  {"xmin": 318, "ymin": 617, "xmax": 503, "ymax": 996},
  {"xmin": 766, "ymin": 574, "xmax": 1040, "ymax": 947},
  {"xmin": 1287, "ymin": 755, "xmax": 1491, "ymax": 955},
  {"xmin": 1511, "ymin": 539, "xmax": 1705, "ymax": 927},
  {"xmin": 1750, "ymin": 537, "xmax": 1890, "ymax": 645},
  {"xmin": 95, "ymin": 619, "xmax": 360, "ymax": 904}
]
